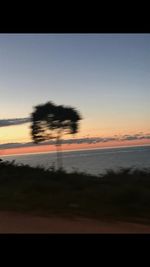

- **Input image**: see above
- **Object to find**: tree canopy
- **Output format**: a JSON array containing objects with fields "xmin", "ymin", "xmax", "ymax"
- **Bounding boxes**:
[{"xmin": 31, "ymin": 101, "xmax": 82, "ymax": 144}]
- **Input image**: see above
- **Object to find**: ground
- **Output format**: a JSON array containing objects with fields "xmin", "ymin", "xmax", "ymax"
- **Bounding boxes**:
[{"xmin": 0, "ymin": 211, "xmax": 150, "ymax": 233}]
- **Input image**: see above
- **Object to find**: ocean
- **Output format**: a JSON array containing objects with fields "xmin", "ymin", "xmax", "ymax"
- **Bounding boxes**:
[{"xmin": 1, "ymin": 145, "xmax": 150, "ymax": 175}]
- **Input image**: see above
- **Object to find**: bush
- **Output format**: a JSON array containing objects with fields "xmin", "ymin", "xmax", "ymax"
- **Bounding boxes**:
[{"xmin": 0, "ymin": 159, "xmax": 150, "ymax": 222}]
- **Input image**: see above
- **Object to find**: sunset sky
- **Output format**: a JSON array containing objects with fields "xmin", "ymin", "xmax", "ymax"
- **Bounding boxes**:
[{"xmin": 0, "ymin": 34, "xmax": 150, "ymax": 155}]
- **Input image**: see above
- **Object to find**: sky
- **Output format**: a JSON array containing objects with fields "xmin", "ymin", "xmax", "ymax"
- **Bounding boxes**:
[{"xmin": 0, "ymin": 34, "xmax": 150, "ymax": 154}]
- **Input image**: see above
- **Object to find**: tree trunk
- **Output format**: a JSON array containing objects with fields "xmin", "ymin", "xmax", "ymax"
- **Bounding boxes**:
[{"xmin": 56, "ymin": 137, "xmax": 63, "ymax": 170}]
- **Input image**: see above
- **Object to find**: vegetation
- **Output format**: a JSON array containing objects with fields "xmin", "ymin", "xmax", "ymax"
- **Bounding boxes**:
[
  {"xmin": 31, "ymin": 101, "xmax": 82, "ymax": 169},
  {"xmin": 0, "ymin": 160, "xmax": 150, "ymax": 223}
]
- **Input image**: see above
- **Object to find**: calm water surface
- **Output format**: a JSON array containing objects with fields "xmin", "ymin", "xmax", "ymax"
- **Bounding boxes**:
[{"xmin": 1, "ymin": 145, "xmax": 150, "ymax": 175}]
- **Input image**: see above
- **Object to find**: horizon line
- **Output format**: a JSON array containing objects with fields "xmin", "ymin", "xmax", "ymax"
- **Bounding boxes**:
[{"xmin": 1, "ymin": 143, "xmax": 150, "ymax": 158}]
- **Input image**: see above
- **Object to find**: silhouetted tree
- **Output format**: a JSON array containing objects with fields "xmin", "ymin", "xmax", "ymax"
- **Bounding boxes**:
[{"xmin": 31, "ymin": 101, "xmax": 82, "ymax": 169}]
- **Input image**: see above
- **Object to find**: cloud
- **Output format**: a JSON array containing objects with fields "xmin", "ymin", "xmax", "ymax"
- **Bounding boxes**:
[
  {"xmin": 0, "ymin": 133, "xmax": 150, "ymax": 150},
  {"xmin": 120, "ymin": 134, "xmax": 150, "ymax": 141},
  {"xmin": 0, "ymin": 118, "xmax": 31, "ymax": 127}
]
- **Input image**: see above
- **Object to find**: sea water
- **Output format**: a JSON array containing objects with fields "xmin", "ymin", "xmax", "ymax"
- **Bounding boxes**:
[{"xmin": 1, "ymin": 145, "xmax": 150, "ymax": 175}]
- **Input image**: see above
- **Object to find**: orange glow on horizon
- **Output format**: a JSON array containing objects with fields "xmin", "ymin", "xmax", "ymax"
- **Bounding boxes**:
[
  {"xmin": 1, "ymin": 121, "xmax": 150, "ymax": 145},
  {"xmin": 0, "ymin": 139, "xmax": 150, "ymax": 156}
]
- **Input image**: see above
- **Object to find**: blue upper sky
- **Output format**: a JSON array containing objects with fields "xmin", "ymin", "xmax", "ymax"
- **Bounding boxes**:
[{"xmin": 0, "ymin": 34, "xmax": 150, "ymax": 142}]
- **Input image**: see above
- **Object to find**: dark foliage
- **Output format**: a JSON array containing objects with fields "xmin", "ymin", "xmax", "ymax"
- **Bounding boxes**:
[
  {"xmin": 31, "ymin": 101, "xmax": 82, "ymax": 143},
  {"xmin": 0, "ymin": 159, "xmax": 150, "ymax": 223}
]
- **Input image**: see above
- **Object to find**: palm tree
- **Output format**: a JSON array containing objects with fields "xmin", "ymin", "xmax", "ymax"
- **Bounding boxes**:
[{"xmin": 31, "ymin": 101, "xmax": 82, "ymax": 169}]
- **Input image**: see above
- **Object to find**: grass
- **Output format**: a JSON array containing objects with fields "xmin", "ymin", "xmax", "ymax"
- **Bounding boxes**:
[{"xmin": 0, "ymin": 159, "xmax": 150, "ymax": 223}]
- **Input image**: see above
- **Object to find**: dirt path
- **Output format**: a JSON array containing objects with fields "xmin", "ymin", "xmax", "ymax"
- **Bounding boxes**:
[{"xmin": 0, "ymin": 211, "xmax": 150, "ymax": 233}]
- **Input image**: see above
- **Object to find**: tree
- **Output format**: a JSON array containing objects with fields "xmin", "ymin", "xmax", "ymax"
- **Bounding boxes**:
[{"xmin": 31, "ymin": 101, "xmax": 82, "ymax": 169}]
